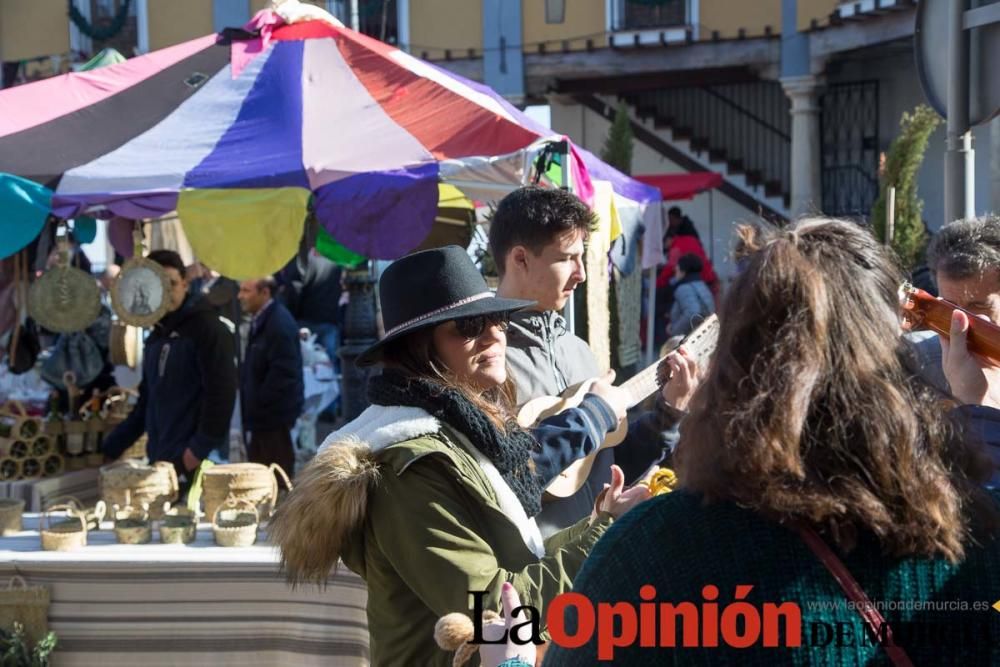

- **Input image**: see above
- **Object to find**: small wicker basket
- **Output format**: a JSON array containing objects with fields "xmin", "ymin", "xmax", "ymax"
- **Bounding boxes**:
[
  {"xmin": 113, "ymin": 499, "xmax": 152, "ymax": 545},
  {"xmin": 159, "ymin": 504, "xmax": 198, "ymax": 545},
  {"xmin": 46, "ymin": 495, "xmax": 106, "ymax": 531},
  {"xmin": 212, "ymin": 499, "xmax": 259, "ymax": 548},
  {"xmin": 0, "ymin": 498, "xmax": 24, "ymax": 535},
  {"xmin": 0, "ymin": 576, "xmax": 49, "ymax": 646},
  {"xmin": 0, "ymin": 402, "xmax": 42, "ymax": 441},
  {"xmin": 40, "ymin": 503, "xmax": 87, "ymax": 551}
]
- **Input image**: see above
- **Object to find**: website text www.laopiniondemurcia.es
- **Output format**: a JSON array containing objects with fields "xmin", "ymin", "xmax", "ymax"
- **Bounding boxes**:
[{"xmin": 468, "ymin": 586, "xmax": 1000, "ymax": 661}]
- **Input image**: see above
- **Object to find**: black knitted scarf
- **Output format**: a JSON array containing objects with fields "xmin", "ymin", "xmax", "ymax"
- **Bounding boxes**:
[{"xmin": 367, "ymin": 370, "xmax": 544, "ymax": 517}]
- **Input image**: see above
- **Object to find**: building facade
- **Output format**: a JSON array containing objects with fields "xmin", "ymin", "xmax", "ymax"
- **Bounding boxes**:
[{"xmin": 3, "ymin": 1, "xmax": 998, "ymax": 281}]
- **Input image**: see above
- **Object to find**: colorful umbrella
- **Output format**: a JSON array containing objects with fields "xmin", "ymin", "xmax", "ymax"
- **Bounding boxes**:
[{"xmin": 0, "ymin": 5, "xmax": 659, "ymax": 278}]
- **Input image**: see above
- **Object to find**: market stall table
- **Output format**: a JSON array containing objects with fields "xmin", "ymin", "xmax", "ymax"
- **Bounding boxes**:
[{"xmin": 0, "ymin": 514, "xmax": 369, "ymax": 666}]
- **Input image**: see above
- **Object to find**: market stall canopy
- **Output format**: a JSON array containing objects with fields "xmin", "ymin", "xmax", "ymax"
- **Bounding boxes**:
[
  {"xmin": 633, "ymin": 172, "xmax": 723, "ymax": 201},
  {"xmin": 0, "ymin": 3, "xmax": 659, "ymax": 278}
]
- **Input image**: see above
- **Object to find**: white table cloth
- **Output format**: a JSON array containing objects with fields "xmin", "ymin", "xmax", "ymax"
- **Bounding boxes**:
[{"xmin": 0, "ymin": 514, "xmax": 369, "ymax": 666}]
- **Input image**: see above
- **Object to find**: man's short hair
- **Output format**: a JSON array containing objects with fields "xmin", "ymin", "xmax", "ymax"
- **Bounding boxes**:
[
  {"xmin": 256, "ymin": 276, "xmax": 277, "ymax": 294},
  {"xmin": 668, "ymin": 206, "xmax": 682, "ymax": 218},
  {"xmin": 678, "ymin": 252, "xmax": 704, "ymax": 275},
  {"xmin": 926, "ymin": 216, "xmax": 1000, "ymax": 281},
  {"xmin": 147, "ymin": 250, "xmax": 186, "ymax": 277},
  {"xmin": 488, "ymin": 186, "xmax": 598, "ymax": 277}
]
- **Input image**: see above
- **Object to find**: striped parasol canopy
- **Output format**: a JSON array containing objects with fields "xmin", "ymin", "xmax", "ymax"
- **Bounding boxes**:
[{"xmin": 0, "ymin": 4, "xmax": 658, "ymax": 278}]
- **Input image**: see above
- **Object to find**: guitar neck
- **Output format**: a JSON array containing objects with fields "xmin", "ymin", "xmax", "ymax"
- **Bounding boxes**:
[{"xmin": 619, "ymin": 360, "xmax": 662, "ymax": 409}]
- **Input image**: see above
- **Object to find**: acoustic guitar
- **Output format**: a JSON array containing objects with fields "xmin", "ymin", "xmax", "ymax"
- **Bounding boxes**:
[{"xmin": 518, "ymin": 314, "xmax": 720, "ymax": 498}]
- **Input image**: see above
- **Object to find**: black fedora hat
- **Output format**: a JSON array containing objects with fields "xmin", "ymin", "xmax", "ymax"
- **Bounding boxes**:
[{"xmin": 357, "ymin": 246, "xmax": 534, "ymax": 366}]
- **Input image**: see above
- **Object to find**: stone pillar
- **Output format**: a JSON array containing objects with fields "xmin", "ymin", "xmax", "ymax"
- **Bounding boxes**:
[
  {"xmin": 781, "ymin": 75, "xmax": 823, "ymax": 218},
  {"xmin": 992, "ymin": 116, "xmax": 1000, "ymax": 214}
]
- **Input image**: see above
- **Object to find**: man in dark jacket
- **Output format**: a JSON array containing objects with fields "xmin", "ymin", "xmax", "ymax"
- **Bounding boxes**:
[
  {"xmin": 238, "ymin": 277, "xmax": 304, "ymax": 474},
  {"xmin": 103, "ymin": 250, "xmax": 237, "ymax": 488}
]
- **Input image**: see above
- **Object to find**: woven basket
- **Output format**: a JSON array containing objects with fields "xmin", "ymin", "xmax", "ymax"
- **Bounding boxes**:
[
  {"xmin": 0, "ymin": 438, "xmax": 29, "ymax": 459},
  {"xmin": 0, "ymin": 498, "xmax": 24, "ymax": 535},
  {"xmin": 0, "ymin": 576, "xmax": 49, "ymax": 646},
  {"xmin": 212, "ymin": 499, "xmax": 259, "ymax": 547},
  {"xmin": 46, "ymin": 495, "xmax": 106, "ymax": 531},
  {"xmin": 202, "ymin": 463, "xmax": 292, "ymax": 521},
  {"xmin": 160, "ymin": 505, "xmax": 197, "ymax": 545},
  {"xmin": 0, "ymin": 458, "xmax": 21, "ymax": 481},
  {"xmin": 113, "ymin": 498, "xmax": 151, "ymax": 545},
  {"xmin": 40, "ymin": 503, "xmax": 87, "ymax": 551},
  {"xmin": 29, "ymin": 436, "xmax": 52, "ymax": 458},
  {"xmin": 0, "ymin": 402, "xmax": 42, "ymax": 441},
  {"xmin": 100, "ymin": 460, "xmax": 178, "ymax": 519},
  {"xmin": 20, "ymin": 457, "xmax": 42, "ymax": 480},
  {"xmin": 42, "ymin": 453, "xmax": 64, "ymax": 477}
]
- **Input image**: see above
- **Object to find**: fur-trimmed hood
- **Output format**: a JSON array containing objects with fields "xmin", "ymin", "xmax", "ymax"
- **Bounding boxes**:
[{"xmin": 269, "ymin": 404, "xmax": 545, "ymax": 586}]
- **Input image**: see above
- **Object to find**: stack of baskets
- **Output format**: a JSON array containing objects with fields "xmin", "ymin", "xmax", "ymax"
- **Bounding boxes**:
[
  {"xmin": 0, "ymin": 402, "xmax": 63, "ymax": 481},
  {"xmin": 99, "ymin": 461, "xmax": 178, "ymax": 520},
  {"xmin": 200, "ymin": 463, "xmax": 292, "ymax": 521}
]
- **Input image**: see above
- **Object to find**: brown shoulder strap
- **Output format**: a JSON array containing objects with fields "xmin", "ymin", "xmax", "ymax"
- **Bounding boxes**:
[{"xmin": 797, "ymin": 525, "xmax": 914, "ymax": 667}]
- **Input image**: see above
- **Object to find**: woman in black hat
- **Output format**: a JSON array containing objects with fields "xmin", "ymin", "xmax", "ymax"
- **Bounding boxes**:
[{"xmin": 271, "ymin": 246, "xmax": 649, "ymax": 666}]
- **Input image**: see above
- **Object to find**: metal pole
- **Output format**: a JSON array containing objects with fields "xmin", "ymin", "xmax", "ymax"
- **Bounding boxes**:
[
  {"xmin": 886, "ymin": 186, "xmax": 895, "ymax": 246},
  {"xmin": 708, "ymin": 190, "xmax": 715, "ymax": 263},
  {"xmin": 645, "ymin": 266, "xmax": 655, "ymax": 366},
  {"xmin": 350, "ymin": 0, "xmax": 360, "ymax": 31},
  {"xmin": 945, "ymin": 0, "xmax": 974, "ymax": 223},
  {"xmin": 559, "ymin": 141, "xmax": 576, "ymax": 334}
]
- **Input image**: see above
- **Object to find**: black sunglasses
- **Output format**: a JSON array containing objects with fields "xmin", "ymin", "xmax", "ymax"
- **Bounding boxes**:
[{"xmin": 453, "ymin": 312, "xmax": 510, "ymax": 340}]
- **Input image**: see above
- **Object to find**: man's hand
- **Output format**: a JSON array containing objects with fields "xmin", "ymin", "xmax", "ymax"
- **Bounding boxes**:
[
  {"xmin": 661, "ymin": 347, "xmax": 700, "ymax": 412},
  {"xmin": 593, "ymin": 464, "xmax": 651, "ymax": 520},
  {"xmin": 588, "ymin": 369, "xmax": 629, "ymax": 423},
  {"xmin": 940, "ymin": 309, "xmax": 1000, "ymax": 409},
  {"xmin": 182, "ymin": 448, "xmax": 201, "ymax": 472}
]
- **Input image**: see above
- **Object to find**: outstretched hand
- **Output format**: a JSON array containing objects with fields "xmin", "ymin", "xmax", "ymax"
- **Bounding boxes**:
[{"xmin": 594, "ymin": 464, "xmax": 651, "ymax": 521}]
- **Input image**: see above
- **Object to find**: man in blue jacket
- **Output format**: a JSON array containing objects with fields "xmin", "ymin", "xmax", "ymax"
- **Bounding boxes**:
[
  {"xmin": 103, "ymin": 250, "xmax": 238, "ymax": 490},
  {"xmin": 238, "ymin": 277, "xmax": 304, "ymax": 474}
]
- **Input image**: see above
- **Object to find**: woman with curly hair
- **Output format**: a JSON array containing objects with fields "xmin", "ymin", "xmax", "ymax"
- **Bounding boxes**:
[{"xmin": 544, "ymin": 217, "xmax": 1000, "ymax": 666}]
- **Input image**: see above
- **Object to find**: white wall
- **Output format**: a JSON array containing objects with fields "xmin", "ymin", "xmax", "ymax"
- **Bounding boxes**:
[{"xmin": 828, "ymin": 48, "xmax": 996, "ymax": 230}]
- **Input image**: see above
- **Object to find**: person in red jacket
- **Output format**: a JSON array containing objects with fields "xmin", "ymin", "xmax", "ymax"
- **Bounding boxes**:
[{"xmin": 655, "ymin": 208, "xmax": 719, "ymax": 296}]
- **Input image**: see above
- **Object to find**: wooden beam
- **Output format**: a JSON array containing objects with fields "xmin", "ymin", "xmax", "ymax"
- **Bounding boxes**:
[
  {"xmin": 553, "ymin": 66, "xmax": 761, "ymax": 95},
  {"xmin": 524, "ymin": 37, "xmax": 778, "ymax": 96},
  {"xmin": 810, "ymin": 6, "xmax": 914, "ymax": 59}
]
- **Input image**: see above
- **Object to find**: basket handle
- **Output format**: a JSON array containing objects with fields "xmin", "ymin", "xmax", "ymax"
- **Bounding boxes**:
[
  {"xmin": 7, "ymin": 575, "xmax": 27, "ymax": 590},
  {"xmin": 212, "ymin": 496, "xmax": 259, "ymax": 527},
  {"xmin": 45, "ymin": 495, "xmax": 83, "ymax": 512},
  {"xmin": 41, "ymin": 503, "xmax": 85, "ymax": 533},
  {"xmin": 0, "ymin": 401, "xmax": 28, "ymax": 418},
  {"xmin": 269, "ymin": 463, "xmax": 294, "ymax": 492},
  {"xmin": 165, "ymin": 463, "xmax": 180, "ymax": 500}
]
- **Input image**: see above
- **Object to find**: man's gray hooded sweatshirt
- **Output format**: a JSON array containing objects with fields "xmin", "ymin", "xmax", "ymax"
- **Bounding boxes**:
[{"xmin": 505, "ymin": 309, "xmax": 614, "ymax": 537}]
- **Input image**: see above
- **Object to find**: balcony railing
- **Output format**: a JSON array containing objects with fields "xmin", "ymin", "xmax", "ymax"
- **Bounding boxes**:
[{"xmin": 610, "ymin": 0, "xmax": 689, "ymax": 31}]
